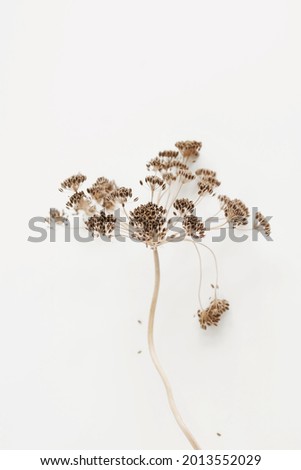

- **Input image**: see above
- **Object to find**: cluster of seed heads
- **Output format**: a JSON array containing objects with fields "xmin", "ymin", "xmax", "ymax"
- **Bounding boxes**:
[
  {"xmin": 158, "ymin": 150, "xmax": 179, "ymax": 158},
  {"xmin": 60, "ymin": 173, "xmax": 87, "ymax": 192},
  {"xmin": 182, "ymin": 214, "xmax": 205, "ymax": 239},
  {"xmin": 129, "ymin": 203, "xmax": 167, "ymax": 245},
  {"xmin": 178, "ymin": 169, "xmax": 196, "ymax": 183},
  {"xmin": 112, "ymin": 187, "xmax": 133, "ymax": 205},
  {"xmin": 66, "ymin": 191, "xmax": 95, "ymax": 215},
  {"xmin": 45, "ymin": 208, "xmax": 67, "ymax": 225},
  {"xmin": 173, "ymin": 198, "xmax": 195, "ymax": 216},
  {"xmin": 197, "ymin": 171, "xmax": 221, "ymax": 196},
  {"xmin": 218, "ymin": 195, "xmax": 250, "ymax": 226},
  {"xmin": 47, "ymin": 140, "xmax": 270, "ymax": 330},
  {"xmin": 175, "ymin": 140, "xmax": 202, "ymax": 158},
  {"xmin": 86, "ymin": 177, "xmax": 118, "ymax": 210},
  {"xmin": 144, "ymin": 176, "xmax": 166, "ymax": 191},
  {"xmin": 254, "ymin": 211, "xmax": 271, "ymax": 236},
  {"xmin": 85, "ymin": 212, "xmax": 116, "ymax": 237},
  {"xmin": 198, "ymin": 299, "xmax": 230, "ymax": 330}
]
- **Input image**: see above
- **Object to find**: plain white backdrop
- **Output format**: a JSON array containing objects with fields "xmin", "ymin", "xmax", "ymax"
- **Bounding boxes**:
[{"xmin": 0, "ymin": 0, "xmax": 301, "ymax": 450}]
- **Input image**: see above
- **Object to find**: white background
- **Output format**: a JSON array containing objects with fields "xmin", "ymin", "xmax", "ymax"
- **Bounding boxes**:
[{"xmin": 0, "ymin": 0, "xmax": 301, "ymax": 450}]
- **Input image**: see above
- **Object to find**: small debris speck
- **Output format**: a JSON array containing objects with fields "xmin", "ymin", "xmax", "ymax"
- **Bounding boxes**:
[
  {"xmin": 137, "ymin": 320, "xmax": 142, "ymax": 324},
  {"xmin": 137, "ymin": 350, "xmax": 142, "ymax": 354},
  {"xmin": 217, "ymin": 432, "xmax": 221, "ymax": 437}
]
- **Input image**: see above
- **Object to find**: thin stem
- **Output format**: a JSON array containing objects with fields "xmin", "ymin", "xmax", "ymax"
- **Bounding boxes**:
[
  {"xmin": 157, "ymin": 186, "xmax": 169, "ymax": 204},
  {"xmin": 192, "ymin": 241, "xmax": 203, "ymax": 310},
  {"xmin": 193, "ymin": 194, "xmax": 203, "ymax": 206},
  {"xmin": 166, "ymin": 181, "xmax": 183, "ymax": 216},
  {"xmin": 200, "ymin": 242, "xmax": 219, "ymax": 299},
  {"xmin": 122, "ymin": 205, "xmax": 130, "ymax": 222},
  {"xmin": 147, "ymin": 248, "xmax": 201, "ymax": 450}
]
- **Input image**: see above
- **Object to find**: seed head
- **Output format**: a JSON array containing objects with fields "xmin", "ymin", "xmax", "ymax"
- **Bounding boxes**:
[
  {"xmin": 198, "ymin": 299, "xmax": 230, "ymax": 330},
  {"xmin": 66, "ymin": 191, "xmax": 95, "ymax": 215},
  {"xmin": 61, "ymin": 173, "xmax": 87, "ymax": 192},
  {"xmin": 219, "ymin": 195, "xmax": 249, "ymax": 226},
  {"xmin": 112, "ymin": 187, "xmax": 133, "ymax": 204},
  {"xmin": 254, "ymin": 211, "xmax": 271, "ymax": 236},
  {"xmin": 166, "ymin": 160, "xmax": 189, "ymax": 171},
  {"xmin": 174, "ymin": 198, "xmax": 195, "ymax": 216},
  {"xmin": 85, "ymin": 212, "xmax": 116, "ymax": 237},
  {"xmin": 145, "ymin": 176, "xmax": 166, "ymax": 191},
  {"xmin": 182, "ymin": 214, "xmax": 205, "ymax": 239},
  {"xmin": 87, "ymin": 177, "xmax": 118, "ymax": 210},
  {"xmin": 161, "ymin": 172, "xmax": 177, "ymax": 184},
  {"xmin": 45, "ymin": 208, "xmax": 67, "ymax": 225},
  {"xmin": 146, "ymin": 157, "xmax": 166, "ymax": 172},
  {"xmin": 129, "ymin": 202, "xmax": 167, "ymax": 245},
  {"xmin": 195, "ymin": 168, "xmax": 217, "ymax": 178},
  {"xmin": 158, "ymin": 150, "xmax": 179, "ymax": 158},
  {"xmin": 197, "ymin": 174, "xmax": 220, "ymax": 196},
  {"xmin": 175, "ymin": 140, "xmax": 202, "ymax": 158},
  {"xmin": 178, "ymin": 169, "xmax": 196, "ymax": 183}
]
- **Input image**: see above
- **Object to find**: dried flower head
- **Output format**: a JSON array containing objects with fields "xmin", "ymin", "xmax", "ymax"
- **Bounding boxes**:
[
  {"xmin": 175, "ymin": 140, "xmax": 202, "ymax": 158},
  {"xmin": 182, "ymin": 214, "xmax": 205, "ymax": 239},
  {"xmin": 45, "ymin": 208, "xmax": 67, "ymax": 225},
  {"xmin": 161, "ymin": 172, "xmax": 177, "ymax": 184},
  {"xmin": 219, "ymin": 195, "xmax": 249, "ymax": 226},
  {"xmin": 158, "ymin": 150, "xmax": 179, "ymax": 158},
  {"xmin": 173, "ymin": 198, "xmax": 195, "ymax": 216},
  {"xmin": 178, "ymin": 169, "xmax": 196, "ymax": 183},
  {"xmin": 146, "ymin": 157, "xmax": 166, "ymax": 173},
  {"xmin": 87, "ymin": 177, "xmax": 118, "ymax": 210},
  {"xmin": 198, "ymin": 299, "xmax": 230, "ymax": 330},
  {"xmin": 85, "ymin": 212, "xmax": 116, "ymax": 237},
  {"xmin": 61, "ymin": 173, "xmax": 87, "ymax": 192},
  {"xmin": 145, "ymin": 176, "xmax": 166, "ymax": 191},
  {"xmin": 66, "ymin": 191, "xmax": 95, "ymax": 215},
  {"xmin": 112, "ymin": 187, "xmax": 133, "ymax": 205},
  {"xmin": 166, "ymin": 160, "xmax": 189, "ymax": 171},
  {"xmin": 197, "ymin": 170, "xmax": 221, "ymax": 196},
  {"xmin": 195, "ymin": 168, "xmax": 217, "ymax": 177},
  {"xmin": 129, "ymin": 202, "xmax": 167, "ymax": 245},
  {"xmin": 254, "ymin": 211, "xmax": 271, "ymax": 237}
]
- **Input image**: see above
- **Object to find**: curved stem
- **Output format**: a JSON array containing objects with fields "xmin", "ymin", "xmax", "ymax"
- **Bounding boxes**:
[
  {"xmin": 200, "ymin": 242, "xmax": 219, "ymax": 299},
  {"xmin": 192, "ymin": 241, "xmax": 203, "ymax": 310},
  {"xmin": 147, "ymin": 248, "xmax": 201, "ymax": 450}
]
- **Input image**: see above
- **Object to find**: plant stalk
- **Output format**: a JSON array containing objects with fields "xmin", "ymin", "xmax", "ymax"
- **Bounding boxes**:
[{"xmin": 147, "ymin": 247, "xmax": 201, "ymax": 450}]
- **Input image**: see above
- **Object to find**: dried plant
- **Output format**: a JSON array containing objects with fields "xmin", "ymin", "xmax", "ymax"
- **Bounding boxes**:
[{"xmin": 47, "ymin": 140, "xmax": 270, "ymax": 449}]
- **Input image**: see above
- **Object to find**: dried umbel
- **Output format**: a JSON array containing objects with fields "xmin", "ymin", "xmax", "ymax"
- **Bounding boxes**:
[
  {"xmin": 219, "ymin": 195, "xmax": 249, "ymax": 226},
  {"xmin": 158, "ymin": 150, "xmax": 179, "ymax": 158},
  {"xmin": 195, "ymin": 168, "xmax": 216, "ymax": 177},
  {"xmin": 175, "ymin": 140, "xmax": 202, "ymax": 158},
  {"xmin": 254, "ymin": 211, "xmax": 271, "ymax": 237},
  {"xmin": 144, "ymin": 176, "xmax": 166, "ymax": 191},
  {"xmin": 197, "ymin": 172, "xmax": 221, "ymax": 196},
  {"xmin": 66, "ymin": 191, "xmax": 95, "ymax": 216},
  {"xmin": 198, "ymin": 299, "xmax": 230, "ymax": 330},
  {"xmin": 129, "ymin": 202, "xmax": 167, "ymax": 244},
  {"xmin": 182, "ymin": 214, "xmax": 205, "ymax": 239},
  {"xmin": 178, "ymin": 169, "xmax": 196, "ymax": 183},
  {"xmin": 112, "ymin": 187, "xmax": 133, "ymax": 204},
  {"xmin": 87, "ymin": 177, "xmax": 118, "ymax": 210},
  {"xmin": 85, "ymin": 212, "xmax": 116, "ymax": 238},
  {"xmin": 60, "ymin": 173, "xmax": 87, "ymax": 192},
  {"xmin": 45, "ymin": 208, "xmax": 67, "ymax": 225},
  {"xmin": 47, "ymin": 139, "xmax": 270, "ymax": 450},
  {"xmin": 173, "ymin": 198, "xmax": 195, "ymax": 216}
]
